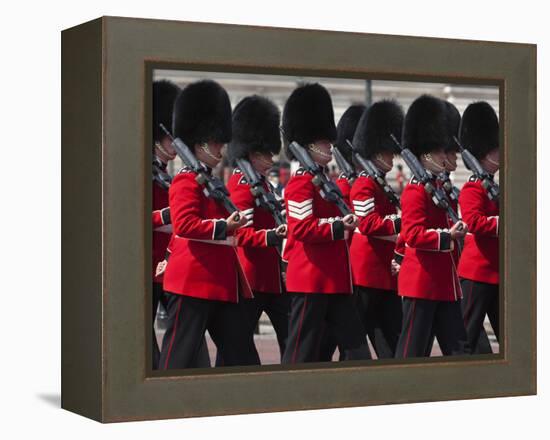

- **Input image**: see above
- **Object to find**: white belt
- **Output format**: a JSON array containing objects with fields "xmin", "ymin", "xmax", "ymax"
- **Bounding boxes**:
[{"xmin": 179, "ymin": 236, "xmax": 236, "ymax": 246}]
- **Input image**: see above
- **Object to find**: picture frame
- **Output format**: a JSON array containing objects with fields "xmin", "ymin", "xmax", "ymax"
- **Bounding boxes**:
[{"xmin": 61, "ymin": 16, "xmax": 536, "ymax": 422}]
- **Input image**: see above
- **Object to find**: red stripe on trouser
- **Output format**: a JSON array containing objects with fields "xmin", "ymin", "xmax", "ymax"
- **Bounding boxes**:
[
  {"xmin": 403, "ymin": 300, "xmax": 417, "ymax": 358},
  {"xmin": 291, "ymin": 296, "xmax": 308, "ymax": 364},
  {"xmin": 163, "ymin": 297, "xmax": 183, "ymax": 370}
]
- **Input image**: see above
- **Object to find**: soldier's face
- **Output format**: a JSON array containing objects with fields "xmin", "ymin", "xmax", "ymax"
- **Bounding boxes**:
[
  {"xmin": 421, "ymin": 149, "xmax": 447, "ymax": 174},
  {"xmin": 308, "ymin": 140, "xmax": 333, "ymax": 166},
  {"xmin": 373, "ymin": 151, "xmax": 394, "ymax": 173},
  {"xmin": 196, "ymin": 141, "xmax": 225, "ymax": 167},
  {"xmin": 155, "ymin": 136, "xmax": 177, "ymax": 163},
  {"xmin": 445, "ymin": 151, "xmax": 458, "ymax": 172},
  {"xmin": 250, "ymin": 152, "xmax": 275, "ymax": 176},
  {"xmin": 481, "ymin": 148, "xmax": 499, "ymax": 174}
]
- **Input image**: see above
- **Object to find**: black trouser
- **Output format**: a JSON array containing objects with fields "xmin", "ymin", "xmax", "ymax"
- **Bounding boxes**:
[
  {"xmin": 317, "ymin": 325, "xmax": 343, "ymax": 362},
  {"xmin": 159, "ymin": 292, "xmax": 260, "ymax": 369},
  {"xmin": 215, "ymin": 292, "xmax": 290, "ymax": 365},
  {"xmin": 460, "ymin": 278, "xmax": 499, "ymax": 353},
  {"xmin": 317, "ymin": 287, "xmax": 402, "ymax": 360},
  {"xmin": 153, "ymin": 284, "xmax": 210, "ymax": 369},
  {"xmin": 282, "ymin": 293, "xmax": 371, "ymax": 364},
  {"xmin": 316, "ymin": 289, "xmax": 361, "ymax": 362},
  {"xmin": 424, "ymin": 314, "xmax": 493, "ymax": 356},
  {"xmin": 424, "ymin": 326, "xmax": 492, "ymax": 356},
  {"xmin": 250, "ymin": 292, "xmax": 290, "ymax": 358},
  {"xmin": 355, "ymin": 286, "xmax": 403, "ymax": 358},
  {"xmin": 395, "ymin": 297, "xmax": 470, "ymax": 358}
]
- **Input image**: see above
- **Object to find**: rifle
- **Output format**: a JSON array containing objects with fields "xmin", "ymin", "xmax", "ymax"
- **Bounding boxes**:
[
  {"xmin": 390, "ymin": 134, "xmax": 461, "ymax": 225},
  {"xmin": 152, "ymin": 155, "xmax": 172, "ymax": 190},
  {"xmin": 453, "ymin": 136, "xmax": 499, "ymax": 203},
  {"xmin": 331, "ymin": 145, "xmax": 357, "ymax": 183},
  {"xmin": 159, "ymin": 124, "xmax": 240, "ymax": 220},
  {"xmin": 284, "ymin": 137, "xmax": 351, "ymax": 216},
  {"xmin": 234, "ymin": 158, "xmax": 286, "ymax": 226},
  {"xmin": 345, "ymin": 139, "xmax": 401, "ymax": 208},
  {"xmin": 439, "ymin": 172, "xmax": 464, "ymax": 254}
]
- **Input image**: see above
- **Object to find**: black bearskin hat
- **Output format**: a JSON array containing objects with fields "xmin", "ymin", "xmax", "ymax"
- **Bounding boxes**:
[
  {"xmin": 282, "ymin": 83, "xmax": 337, "ymax": 159},
  {"xmin": 459, "ymin": 101, "xmax": 499, "ymax": 159},
  {"xmin": 444, "ymin": 101, "xmax": 461, "ymax": 153},
  {"xmin": 227, "ymin": 95, "xmax": 281, "ymax": 164},
  {"xmin": 403, "ymin": 94, "xmax": 449, "ymax": 157},
  {"xmin": 153, "ymin": 80, "xmax": 180, "ymax": 144},
  {"xmin": 334, "ymin": 104, "xmax": 366, "ymax": 165},
  {"xmin": 172, "ymin": 79, "xmax": 232, "ymax": 149},
  {"xmin": 353, "ymin": 100, "xmax": 404, "ymax": 159}
]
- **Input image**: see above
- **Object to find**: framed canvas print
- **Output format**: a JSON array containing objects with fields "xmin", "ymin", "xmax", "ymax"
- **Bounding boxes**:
[{"xmin": 61, "ymin": 16, "xmax": 536, "ymax": 422}]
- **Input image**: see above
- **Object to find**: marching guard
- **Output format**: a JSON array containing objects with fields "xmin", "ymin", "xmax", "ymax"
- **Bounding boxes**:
[
  {"xmin": 457, "ymin": 102, "xmax": 500, "ymax": 353},
  {"xmin": 394, "ymin": 95, "xmax": 470, "ymax": 358},
  {"xmin": 281, "ymin": 83, "xmax": 370, "ymax": 363},
  {"xmin": 440, "ymin": 101, "xmax": 493, "ymax": 354},
  {"xmin": 420, "ymin": 100, "xmax": 463, "ymax": 357},
  {"xmin": 159, "ymin": 80, "xmax": 260, "ymax": 369},
  {"xmin": 349, "ymin": 100, "xmax": 405, "ymax": 358},
  {"xmin": 151, "ymin": 80, "xmax": 180, "ymax": 369},
  {"xmin": 226, "ymin": 95, "xmax": 289, "ymax": 361}
]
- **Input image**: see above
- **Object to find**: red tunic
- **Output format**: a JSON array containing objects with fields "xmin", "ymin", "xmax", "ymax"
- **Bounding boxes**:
[
  {"xmin": 457, "ymin": 177, "xmax": 499, "ymax": 285},
  {"xmin": 350, "ymin": 173, "xmax": 400, "ymax": 291},
  {"xmin": 162, "ymin": 168, "xmax": 253, "ymax": 302},
  {"xmin": 152, "ymin": 182, "xmax": 172, "ymax": 284},
  {"xmin": 335, "ymin": 173, "xmax": 352, "ymax": 208},
  {"xmin": 283, "ymin": 168, "xmax": 353, "ymax": 294},
  {"xmin": 228, "ymin": 169, "xmax": 283, "ymax": 294},
  {"xmin": 398, "ymin": 178, "xmax": 461, "ymax": 302}
]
